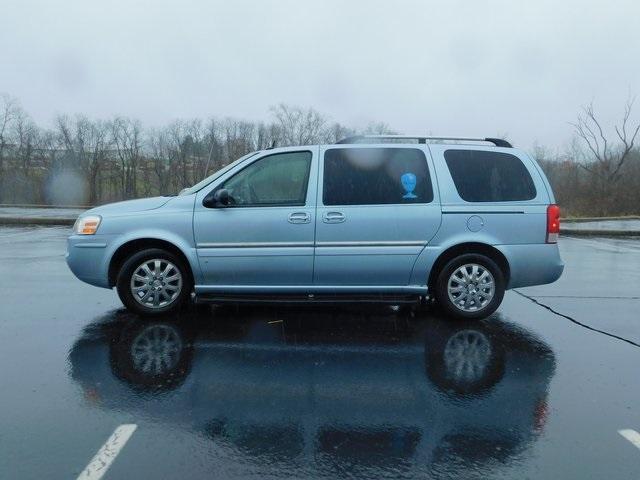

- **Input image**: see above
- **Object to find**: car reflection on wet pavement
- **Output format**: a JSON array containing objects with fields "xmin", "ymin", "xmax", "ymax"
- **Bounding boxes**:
[{"xmin": 69, "ymin": 306, "xmax": 555, "ymax": 478}]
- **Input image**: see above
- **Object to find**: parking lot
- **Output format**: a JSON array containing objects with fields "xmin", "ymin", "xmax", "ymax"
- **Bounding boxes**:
[{"xmin": 1, "ymin": 226, "xmax": 640, "ymax": 479}]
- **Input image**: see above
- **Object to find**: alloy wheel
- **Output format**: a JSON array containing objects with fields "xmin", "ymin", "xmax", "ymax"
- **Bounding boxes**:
[
  {"xmin": 447, "ymin": 263, "xmax": 495, "ymax": 312},
  {"xmin": 129, "ymin": 258, "xmax": 183, "ymax": 309}
]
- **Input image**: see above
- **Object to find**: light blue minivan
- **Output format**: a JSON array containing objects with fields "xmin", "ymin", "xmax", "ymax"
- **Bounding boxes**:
[{"xmin": 67, "ymin": 135, "xmax": 563, "ymax": 319}]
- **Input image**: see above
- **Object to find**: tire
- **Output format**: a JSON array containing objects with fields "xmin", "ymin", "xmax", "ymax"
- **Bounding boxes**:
[
  {"xmin": 433, "ymin": 253, "xmax": 505, "ymax": 320},
  {"xmin": 116, "ymin": 248, "xmax": 192, "ymax": 316}
]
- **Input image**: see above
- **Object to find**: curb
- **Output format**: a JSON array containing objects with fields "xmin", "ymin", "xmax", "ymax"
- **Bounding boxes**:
[
  {"xmin": 562, "ymin": 216, "xmax": 640, "ymax": 223},
  {"xmin": 561, "ymin": 229, "xmax": 640, "ymax": 237},
  {"xmin": 0, "ymin": 203, "xmax": 91, "ymax": 210},
  {"xmin": 0, "ymin": 217, "xmax": 75, "ymax": 226}
]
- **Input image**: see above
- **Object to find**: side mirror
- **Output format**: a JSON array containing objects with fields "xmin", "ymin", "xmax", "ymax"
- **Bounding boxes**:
[{"xmin": 203, "ymin": 188, "xmax": 231, "ymax": 208}]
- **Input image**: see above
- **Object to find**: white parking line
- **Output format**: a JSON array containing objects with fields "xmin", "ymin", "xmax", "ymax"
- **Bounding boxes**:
[
  {"xmin": 619, "ymin": 429, "xmax": 640, "ymax": 450},
  {"xmin": 76, "ymin": 424, "xmax": 137, "ymax": 480}
]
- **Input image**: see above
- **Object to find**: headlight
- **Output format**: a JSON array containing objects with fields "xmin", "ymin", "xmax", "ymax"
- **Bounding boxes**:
[{"xmin": 74, "ymin": 215, "xmax": 102, "ymax": 235}]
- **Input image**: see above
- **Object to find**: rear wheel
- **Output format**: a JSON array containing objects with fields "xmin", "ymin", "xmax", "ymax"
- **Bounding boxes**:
[
  {"xmin": 434, "ymin": 253, "xmax": 505, "ymax": 320},
  {"xmin": 116, "ymin": 248, "xmax": 192, "ymax": 316}
]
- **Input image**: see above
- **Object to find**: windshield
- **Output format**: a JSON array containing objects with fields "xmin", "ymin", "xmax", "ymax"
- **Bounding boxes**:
[{"xmin": 178, "ymin": 151, "xmax": 261, "ymax": 196}]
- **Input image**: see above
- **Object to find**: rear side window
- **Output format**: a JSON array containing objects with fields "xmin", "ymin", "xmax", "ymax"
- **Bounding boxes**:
[
  {"xmin": 323, "ymin": 148, "xmax": 433, "ymax": 205},
  {"xmin": 444, "ymin": 150, "xmax": 536, "ymax": 202}
]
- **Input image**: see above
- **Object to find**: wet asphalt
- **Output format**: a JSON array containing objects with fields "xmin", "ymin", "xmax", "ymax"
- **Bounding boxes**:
[{"xmin": 1, "ymin": 226, "xmax": 639, "ymax": 479}]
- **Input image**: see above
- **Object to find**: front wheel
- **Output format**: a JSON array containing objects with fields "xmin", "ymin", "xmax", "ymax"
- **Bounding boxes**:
[
  {"xmin": 434, "ymin": 254, "xmax": 505, "ymax": 320},
  {"xmin": 116, "ymin": 248, "xmax": 192, "ymax": 316}
]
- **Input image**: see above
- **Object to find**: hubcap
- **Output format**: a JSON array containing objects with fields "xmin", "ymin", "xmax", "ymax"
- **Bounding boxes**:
[
  {"xmin": 447, "ymin": 263, "xmax": 495, "ymax": 312},
  {"xmin": 130, "ymin": 258, "xmax": 183, "ymax": 309},
  {"xmin": 130, "ymin": 324, "xmax": 182, "ymax": 375}
]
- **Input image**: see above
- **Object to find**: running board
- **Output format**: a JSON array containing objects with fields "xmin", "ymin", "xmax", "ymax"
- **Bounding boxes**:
[{"xmin": 195, "ymin": 293, "xmax": 422, "ymax": 305}]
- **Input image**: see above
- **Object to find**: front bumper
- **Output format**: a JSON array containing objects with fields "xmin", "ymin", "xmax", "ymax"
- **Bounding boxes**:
[{"xmin": 66, "ymin": 235, "xmax": 112, "ymax": 288}]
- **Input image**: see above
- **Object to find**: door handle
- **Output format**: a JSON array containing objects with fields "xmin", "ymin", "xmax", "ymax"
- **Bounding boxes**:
[
  {"xmin": 323, "ymin": 211, "xmax": 346, "ymax": 223},
  {"xmin": 288, "ymin": 212, "xmax": 311, "ymax": 224}
]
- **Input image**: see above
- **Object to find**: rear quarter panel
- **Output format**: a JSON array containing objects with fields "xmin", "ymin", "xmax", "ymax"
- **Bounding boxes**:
[{"xmin": 410, "ymin": 145, "xmax": 555, "ymax": 287}]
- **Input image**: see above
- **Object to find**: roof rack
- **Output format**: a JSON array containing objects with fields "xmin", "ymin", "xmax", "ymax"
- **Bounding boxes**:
[{"xmin": 335, "ymin": 135, "xmax": 512, "ymax": 148}]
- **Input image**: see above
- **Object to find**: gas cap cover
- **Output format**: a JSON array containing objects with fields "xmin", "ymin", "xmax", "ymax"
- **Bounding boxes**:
[{"xmin": 467, "ymin": 215, "xmax": 484, "ymax": 232}]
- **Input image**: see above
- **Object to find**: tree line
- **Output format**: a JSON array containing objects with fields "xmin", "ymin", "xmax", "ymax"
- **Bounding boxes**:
[{"xmin": 0, "ymin": 93, "xmax": 639, "ymax": 217}]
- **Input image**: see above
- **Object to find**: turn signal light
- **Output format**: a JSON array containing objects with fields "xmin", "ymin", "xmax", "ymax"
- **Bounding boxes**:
[{"xmin": 74, "ymin": 215, "xmax": 102, "ymax": 235}]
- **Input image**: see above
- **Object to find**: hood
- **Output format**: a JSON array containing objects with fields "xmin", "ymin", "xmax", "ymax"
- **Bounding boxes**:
[{"xmin": 87, "ymin": 196, "xmax": 173, "ymax": 216}]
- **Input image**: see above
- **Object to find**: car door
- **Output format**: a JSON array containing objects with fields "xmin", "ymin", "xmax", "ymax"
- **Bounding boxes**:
[
  {"xmin": 193, "ymin": 148, "xmax": 318, "ymax": 290},
  {"xmin": 314, "ymin": 145, "xmax": 441, "ymax": 287}
]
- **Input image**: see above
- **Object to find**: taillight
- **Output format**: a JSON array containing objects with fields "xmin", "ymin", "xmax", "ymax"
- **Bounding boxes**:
[{"xmin": 546, "ymin": 204, "xmax": 560, "ymax": 243}]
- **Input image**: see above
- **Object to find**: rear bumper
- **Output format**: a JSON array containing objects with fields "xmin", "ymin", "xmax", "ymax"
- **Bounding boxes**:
[
  {"xmin": 66, "ymin": 236, "xmax": 111, "ymax": 288},
  {"xmin": 497, "ymin": 243, "xmax": 564, "ymax": 289}
]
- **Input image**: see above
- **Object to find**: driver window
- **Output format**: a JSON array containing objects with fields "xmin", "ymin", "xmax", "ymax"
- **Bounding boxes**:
[{"xmin": 222, "ymin": 151, "xmax": 312, "ymax": 206}]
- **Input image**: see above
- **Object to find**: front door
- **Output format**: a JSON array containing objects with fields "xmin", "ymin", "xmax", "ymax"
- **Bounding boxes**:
[
  {"xmin": 314, "ymin": 145, "xmax": 441, "ymax": 286},
  {"xmin": 194, "ymin": 148, "xmax": 318, "ymax": 289}
]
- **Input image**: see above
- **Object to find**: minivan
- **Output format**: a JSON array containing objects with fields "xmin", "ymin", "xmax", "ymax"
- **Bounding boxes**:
[{"xmin": 66, "ymin": 135, "xmax": 564, "ymax": 319}]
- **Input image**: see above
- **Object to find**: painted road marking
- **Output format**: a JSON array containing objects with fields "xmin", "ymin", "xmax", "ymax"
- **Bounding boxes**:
[
  {"xmin": 619, "ymin": 429, "xmax": 640, "ymax": 450},
  {"xmin": 76, "ymin": 424, "xmax": 137, "ymax": 480}
]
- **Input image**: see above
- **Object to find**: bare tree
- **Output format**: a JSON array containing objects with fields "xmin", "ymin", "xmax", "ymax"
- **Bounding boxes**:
[
  {"xmin": 37, "ymin": 128, "xmax": 59, "ymax": 202},
  {"xmin": 324, "ymin": 122, "xmax": 355, "ymax": 143},
  {"xmin": 203, "ymin": 119, "xmax": 223, "ymax": 177},
  {"xmin": 111, "ymin": 117, "xmax": 142, "ymax": 199},
  {"xmin": 165, "ymin": 120, "xmax": 192, "ymax": 191},
  {"xmin": 222, "ymin": 118, "xmax": 256, "ymax": 165},
  {"xmin": 571, "ymin": 97, "xmax": 640, "ymax": 182},
  {"xmin": 89, "ymin": 121, "xmax": 111, "ymax": 203},
  {"xmin": 362, "ymin": 121, "xmax": 396, "ymax": 135},
  {"xmin": 147, "ymin": 127, "xmax": 171, "ymax": 195},
  {"xmin": 570, "ymin": 97, "xmax": 640, "ymax": 214},
  {"xmin": 56, "ymin": 115, "xmax": 111, "ymax": 204},
  {"xmin": 270, "ymin": 104, "xmax": 328, "ymax": 146},
  {"xmin": 184, "ymin": 119, "xmax": 207, "ymax": 183},
  {"xmin": 12, "ymin": 109, "xmax": 40, "ymax": 202},
  {"xmin": 255, "ymin": 121, "xmax": 280, "ymax": 150},
  {"xmin": 0, "ymin": 94, "xmax": 21, "ymax": 202}
]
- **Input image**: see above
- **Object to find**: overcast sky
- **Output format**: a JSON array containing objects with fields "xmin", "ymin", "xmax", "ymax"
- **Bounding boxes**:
[{"xmin": 2, "ymin": 0, "xmax": 638, "ymax": 150}]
